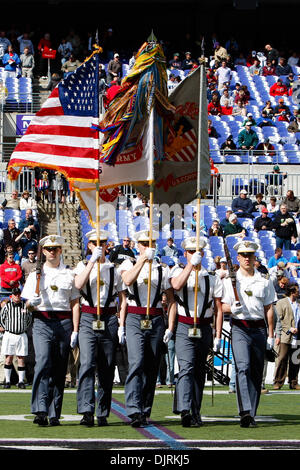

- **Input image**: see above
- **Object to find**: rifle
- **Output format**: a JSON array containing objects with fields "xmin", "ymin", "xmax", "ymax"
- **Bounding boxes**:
[
  {"xmin": 222, "ymin": 234, "xmax": 241, "ymax": 307},
  {"xmin": 35, "ymin": 242, "xmax": 43, "ymax": 296}
]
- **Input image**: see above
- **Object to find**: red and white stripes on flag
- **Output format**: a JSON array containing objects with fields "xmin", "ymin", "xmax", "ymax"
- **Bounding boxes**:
[
  {"xmin": 8, "ymin": 52, "xmax": 100, "ymax": 182},
  {"xmin": 165, "ymin": 127, "xmax": 197, "ymax": 162}
]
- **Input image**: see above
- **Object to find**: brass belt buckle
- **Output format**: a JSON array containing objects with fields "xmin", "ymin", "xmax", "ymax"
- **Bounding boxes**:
[
  {"xmin": 140, "ymin": 318, "xmax": 152, "ymax": 330},
  {"xmin": 188, "ymin": 327, "xmax": 202, "ymax": 338},
  {"xmin": 92, "ymin": 319, "xmax": 105, "ymax": 331}
]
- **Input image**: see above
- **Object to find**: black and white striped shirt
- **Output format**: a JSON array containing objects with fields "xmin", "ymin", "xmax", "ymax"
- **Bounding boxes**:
[{"xmin": 0, "ymin": 300, "xmax": 32, "ymax": 334}]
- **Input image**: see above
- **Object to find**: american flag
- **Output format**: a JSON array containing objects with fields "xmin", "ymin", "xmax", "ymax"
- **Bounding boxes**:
[
  {"xmin": 164, "ymin": 116, "xmax": 197, "ymax": 162},
  {"xmin": 8, "ymin": 52, "xmax": 100, "ymax": 182}
]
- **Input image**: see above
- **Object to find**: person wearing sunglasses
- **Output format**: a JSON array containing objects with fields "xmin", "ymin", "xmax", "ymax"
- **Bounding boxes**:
[
  {"xmin": 118, "ymin": 229, "xmax": 176, "ymax": 428},
  {"xmin": 167, "ymin": 236, "xmax": 223, "ymax": 428},
  {"xmin": 73, "ymin": 229, "xmax": 127, "ymax": 427},
  {"xmin": 221, "ymin": 240, "xmax": 276, "ymax": 428},
  {"xmin": 21, "ymin": 234, "xmax": 80, "ymax": 427}
]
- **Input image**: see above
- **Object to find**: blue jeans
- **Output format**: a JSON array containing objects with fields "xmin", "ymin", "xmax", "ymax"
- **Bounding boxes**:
[{"xmin": 276, "ymin": 236, "xmax": 291, "ymax": 250}]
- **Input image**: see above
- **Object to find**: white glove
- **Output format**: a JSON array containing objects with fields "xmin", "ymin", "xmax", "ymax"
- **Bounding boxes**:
[
  {"xmin": 29, "ymin": 294, "xmax": 42, "ymax": 307},
  {"xmin": 145, "ymin": 247, "xmax": 155, "ymax": 261},
  {"xmin": 213, "ymin": 338, "xmax": 221, "ymax": 353},
  {"xmin": 118, "ymin": 326, "xmax": 126, "ymax": 345},
  {"xmin": 231, "ymin": 301, "xmax": 244, "ymax": 315},
  {"xmin": 163, "ymin": 329, "xmax": 173, "ymax": 344},
  {"xmin": 190, "ymin": 251, "xmax": 202, "ymax": 266},
  {"xmin": 90, "ymin": 246, "xmax": 102, "ymax": 263},
  {"xmin": 70, "ymin": 331, "xmax": 78, "ymax": 348},
  {"xmin": 266, "ymin": 337, "xmax": 274, "ymax": 350}
]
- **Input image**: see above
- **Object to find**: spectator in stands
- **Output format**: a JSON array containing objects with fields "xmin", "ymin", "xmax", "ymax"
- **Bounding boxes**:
[
  {"xmin": 161, "ymin": 237, "xmax": 179, "ymax": 257},
  {"xmin": 213, "ymin": 43, "xmax": 229, "ymax": 64},
  {"xmin": 20, "ymin": 190, "xmax": 36, "ymax": 210},
  {"xmin": 57, "ymin": 38, "xmax": 73, "ymax": 65},
  {"xmin": 21, "ymin": 249, "xmax": 37, "ymax": 281},
  {"xmin": 61, "ymin": 53, "xmax": 81, "ymax": 78},
  {"xmin": 169, "ymin": 52, "xmax": 182, "ymax": 70},
  {"xmin": 4, "ymin": 244, "xmax": 21, "ymax": 265},
  {"xmin": 133, "ymin": 198, "xmax": 149, "ymax": 218},
  {"xmin": 108, "ymin": 236, "xmax": 135, "ymax": 265},
  {"xmin": 268, "ymin": 247, "xmax": 289, "ymax": 269},
  {"xmin": 265, "ymin": 165, "xmax": 287, "ymax": 196},
  {"xmin": 267, "ymin": 196, "xmax": 280, "ymax": 214},
  {"xmin": 287, "ymin": 249, "xmax": 300, "ymax": 278},
  {"xmin": 206, "ymin": 69, "xmax": 217, "ymax": 85},
  {"xmin": 251, "ymin": 193, "xmax": 267, "ymax": 213},
  {"xmin": 207, "ymin": 119, "xmax": 218, "ymax": 138},
  {"xmin": 104, "ymin": 79, "xmax": 121, "ymax": 108},
  {"xmin": 232, "ymin": 189, "xmax": 254, "ymax": 219},
  {"xmin": 256, "ymin": 111, "xmax": 276, "ymax": 128},
  {"xmin": 182, "ymin": 52, "xmax": 194, "ymax": 71},
  {"xmin": 220, "ymin": 135, "xmax": 237, "ymax": 154},
  {"xmin": 187, "ymin": 211, "xmax": 207, "ymax": 233},
  {"xmin": 208, "ymin": 220, "xmax": 223, "ymax": 237},
  {"xmin": 273, "ymin": 274, "xmax": 289, "ymax": 299},
  {"xmin": 128, "ymin": 51, "xmax": 137, "ymax": 70},
  {"xmin": 285, "ymin": 73, "xmax": 295, "ymax": 91},
  {"xmin": 15, "ymin": 227, "xmax": 38, "ymax": 261},
  {"xmin": 242, "ymin": 113, "xmax": 257, "ymax": 127},
  {"xmin": 0, "ymin": 252, "xmax": 23, "ymax": 292},
  {"xmin": 215, "ymin": 60, "xmax": 232, "ymax": 90},
  {"xmin": 270, "ymin": 78, "xmax": 288, "ymax": 97},
  {"xmin": 0, "ymin": 31, "xmax": 11, "ymax": 64},
  {"xmin": 272, "ymin": 203, "xmax": 298, "ymax": 249},
  {"xmin": 282, "ymin": 190, "xmax": 300, "ymax": 218},
  {"xmin": 220, "ymin": 209, "xmax": 233, "ymax": 229},
  {"xmin": 46, "ymin": 73, "xmax": 61, "ymax": 92},
  {"xmin": 2, "ymin": 45, "xmax": 21, "ymax": 78},
  {"xmin": 249, "ymin": 57, "xmax": 262, "ymax": 76},
  {"xmin": 274, "ymin": 98, "xmax": 291, "ymax": 118},
  {"xmin": 262, "ymin": 60, "xmax": 276, "ymax": 76},
  {"xmin": 37, "ymin": 32, "xmax": 52, "ymax": 77},
  {"xmin": 289, "ymin": 107, "xmax": 300, "ymax": 123},
  {"xmin": 223, "ymin": 213, "xmax": 247, "ymax": 238},
  {"xmin": 207, "ymin": 82, "xmax": 220, "ymax": 102},
  {"xmin": 232, "ymin": 82, "xmax": 241, "ymax": 98},
  {"xmin": 255, "ymin": 138, "xmax": 276, "ymax": 156},
  {"xmin": 17, "ymin": 33, "xmax": 34, "ymax": 55},
  {"xmin": 215, "ymin": 257, "xmax": 228, "ymax": 279},
  {"xmin": 107, "ymin": 53, "xmax": 122, "ymax": 85},
  {"xmin": 18, "ymin": 209, "xmax": 40, "ymax": 239},
  {"xmin": 287, "ymin": 114, "xmax": 300, "ymax": 134},
  {"xmin": 275, "ymin": 57, "xmax": 293, "ymax": 77},
  {"xmin": 234, "ymin": 88, "xmax": 249, "ymax": 105},
  {"xmin": 262, "ymin": 100, "xmax": 275, "ymax": 119},
  {"xmin": 232, "ymin": 99, "xmax": 247, "ymax": 117},
  {"xmin": 168, "ymin": 73, "xmax": 178, "ymax": 93},
  {"xmin": 220, "ymin": 89, "xmax": 234, "ymax": 107},
  {"xmin": 265, "ymin": 44, "xmax": 279, "ymax": 65},
  {"xmin": 278, "ymin": 110, "xmax": 290, "ymax": 123},
  {"xmin": 254, "ymin": 208, "xmax": 273, "ymax": 232},
  {"xmin": 116, "ymin": 188, "xmax": 132, "ymax": 211},
  {"xmin": 237, "ymin": 121, "xmax": 259, "ymax": 151},
  {"xmin": 1, "ymin": 190, "xmax": 20, "ymax": 210},
  {"xmin": 269, "ymin": 261, "xmax": 291, "ymax": 282},
  {"xmin": 207, "ymin": 93, "xmax": 222, "ymax": 116},
  {"xmin": 288, "ymin": 51, "xmax": 299, "ymax": 67},
  {"xmin": 3, "ymin": 219, "xmax": 20, "ymax": 253},
  {"xmin": 20, "ymin": 46, "xmax": 35, "ymax": 79},
  {"xmin": 131, "ymin": 191, "xmax": 144, "ymax": 214},
  {"xmin": 254, "ymin": 257, "xmax": 269, "ymax": 277},
  {"xmin": 234, "ymin": 52, "xmax": 247, "ymax": 66}
]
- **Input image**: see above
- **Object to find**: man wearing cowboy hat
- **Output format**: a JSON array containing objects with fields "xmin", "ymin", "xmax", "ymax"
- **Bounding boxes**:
[
  {"xmin": 118, "ymin": 229, "xmax": 176, "ymax": 428},
  {"xmin": 166, "ymin": 236, "xmax": 223, "ymax": 427},
  {"xmin": 73, "ymin": 229, "xmax": 127, "ymax": 427},
  {"xmin": 221, "ymin": 240, "xmax": 276, "ymax": 428},
  {"xmin": 21, "ymin": 234, "xmax": 80, "ymax": 426}
]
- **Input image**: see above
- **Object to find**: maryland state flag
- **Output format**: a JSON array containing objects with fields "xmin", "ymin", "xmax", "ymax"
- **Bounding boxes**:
[{"xmin": 136, "ymin": 65, "xmax": 210, "ymax": 206}]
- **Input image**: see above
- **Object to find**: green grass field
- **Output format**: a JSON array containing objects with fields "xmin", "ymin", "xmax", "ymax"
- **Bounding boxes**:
[{"xmin": 0, "ymin": 385, "xmax": 300, "ymax": 444}]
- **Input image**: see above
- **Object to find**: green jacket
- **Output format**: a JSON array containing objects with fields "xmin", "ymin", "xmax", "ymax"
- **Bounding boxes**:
[{"xmin": 238, "ymin": 128, "xmax": 259, "ymax": 149}]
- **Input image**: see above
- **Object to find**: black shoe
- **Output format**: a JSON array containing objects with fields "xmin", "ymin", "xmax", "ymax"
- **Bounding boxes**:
[
  {"xmin": 17, "ymin": 382, "xmax": 26, "ymax": 389},
  {"xmin": 80, "ymin": 413, "xmax": 94, "ymax": 427},
  {"xmin": 33, "ymin": 412, "xmax": 48, "ymax": 426},
  {"xmin": 49, "ymin": 418, "xmax": 60, "ymax": 426},
  {"xmin": 249, "ymin": 417, "xmax": 257, "ymax": 428},
  {"xmin": 141, "ymin": 414, "xmax": 149, "ymax": 426},
  {"xmin": 181, "ymin": 410, "xmax": 192, "ymax": 428},
  {"xmin": 97, "ymin": 417, "xmax": 108, "ymax": 427},
  {"xmin": 191, "ymin": 415, "xmax": 203, "ymax": 427},
  {"xmin": 130, "ymin": 413, "xmax": 143, "ymax": 428},
  {"xmin": 240, "ymin": 413, "xmax": 252, "ymax": 428},
  {"xmin": 3, "ymin": 382, "xmax": 10, "ymax": 389}
]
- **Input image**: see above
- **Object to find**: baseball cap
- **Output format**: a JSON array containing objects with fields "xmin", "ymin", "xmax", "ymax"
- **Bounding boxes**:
[
  {"xmin": 114, "ymin": 53, "xmax": 119, "ymax": 58},
  {"xmin": 240, "ymin": 189, "xmax": 248, "ymax": 194},
  {"xmin": 273, "ymin": 165, "xmax": 280, "ymax": 171},
  {"xmin": 261, "ymin": 207, "xmax": 269, "ymax": 213}
]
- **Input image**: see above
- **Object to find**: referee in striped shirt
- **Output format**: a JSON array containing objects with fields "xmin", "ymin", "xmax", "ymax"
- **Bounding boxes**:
[{"xmin": 0, "ymin": 288, "xmax": 32, "ymax": 389}]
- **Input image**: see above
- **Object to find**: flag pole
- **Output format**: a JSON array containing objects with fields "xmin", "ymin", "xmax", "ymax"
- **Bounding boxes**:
[{"xmin": 190, "ymin": 39, "xmax": 206, "ymax": 339}]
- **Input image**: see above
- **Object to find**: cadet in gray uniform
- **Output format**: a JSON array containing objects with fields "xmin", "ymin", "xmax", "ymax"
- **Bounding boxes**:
[
  {"xmin": 22, "ymin": 235, "xmax": 80, "ymax": 426},
  {"xmin": 118, "ymin": 230, "xmax": 176, "ymax": 428},
  {"xmin": 166, "ymin": 236, "xmax": 223, "ymax": 427},
  {"xmin": 74, "ymin": 229, "xmax": 127, "ymax": 427},
  {"xmin": 222, "ymin": 240, "xmax": 275, "ymax": 428}
]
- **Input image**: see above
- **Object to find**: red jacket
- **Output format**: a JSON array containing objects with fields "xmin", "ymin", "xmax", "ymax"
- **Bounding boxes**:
[
  {"xmin": 208, "ymin": 102, "xmax": 222, "ymax": 115},
  {"xmin": 270, "ymin": 83, "xmax": 288, "ymax": 97},
  {"xmin": 0, "ymin": 260, "xmax": 23, "ymax": 289}
]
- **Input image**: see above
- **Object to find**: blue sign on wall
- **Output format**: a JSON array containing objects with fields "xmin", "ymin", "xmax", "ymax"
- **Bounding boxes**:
[{"xmin": 16, "ymin": 115, "xmax": 34, "ymax": 136}]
